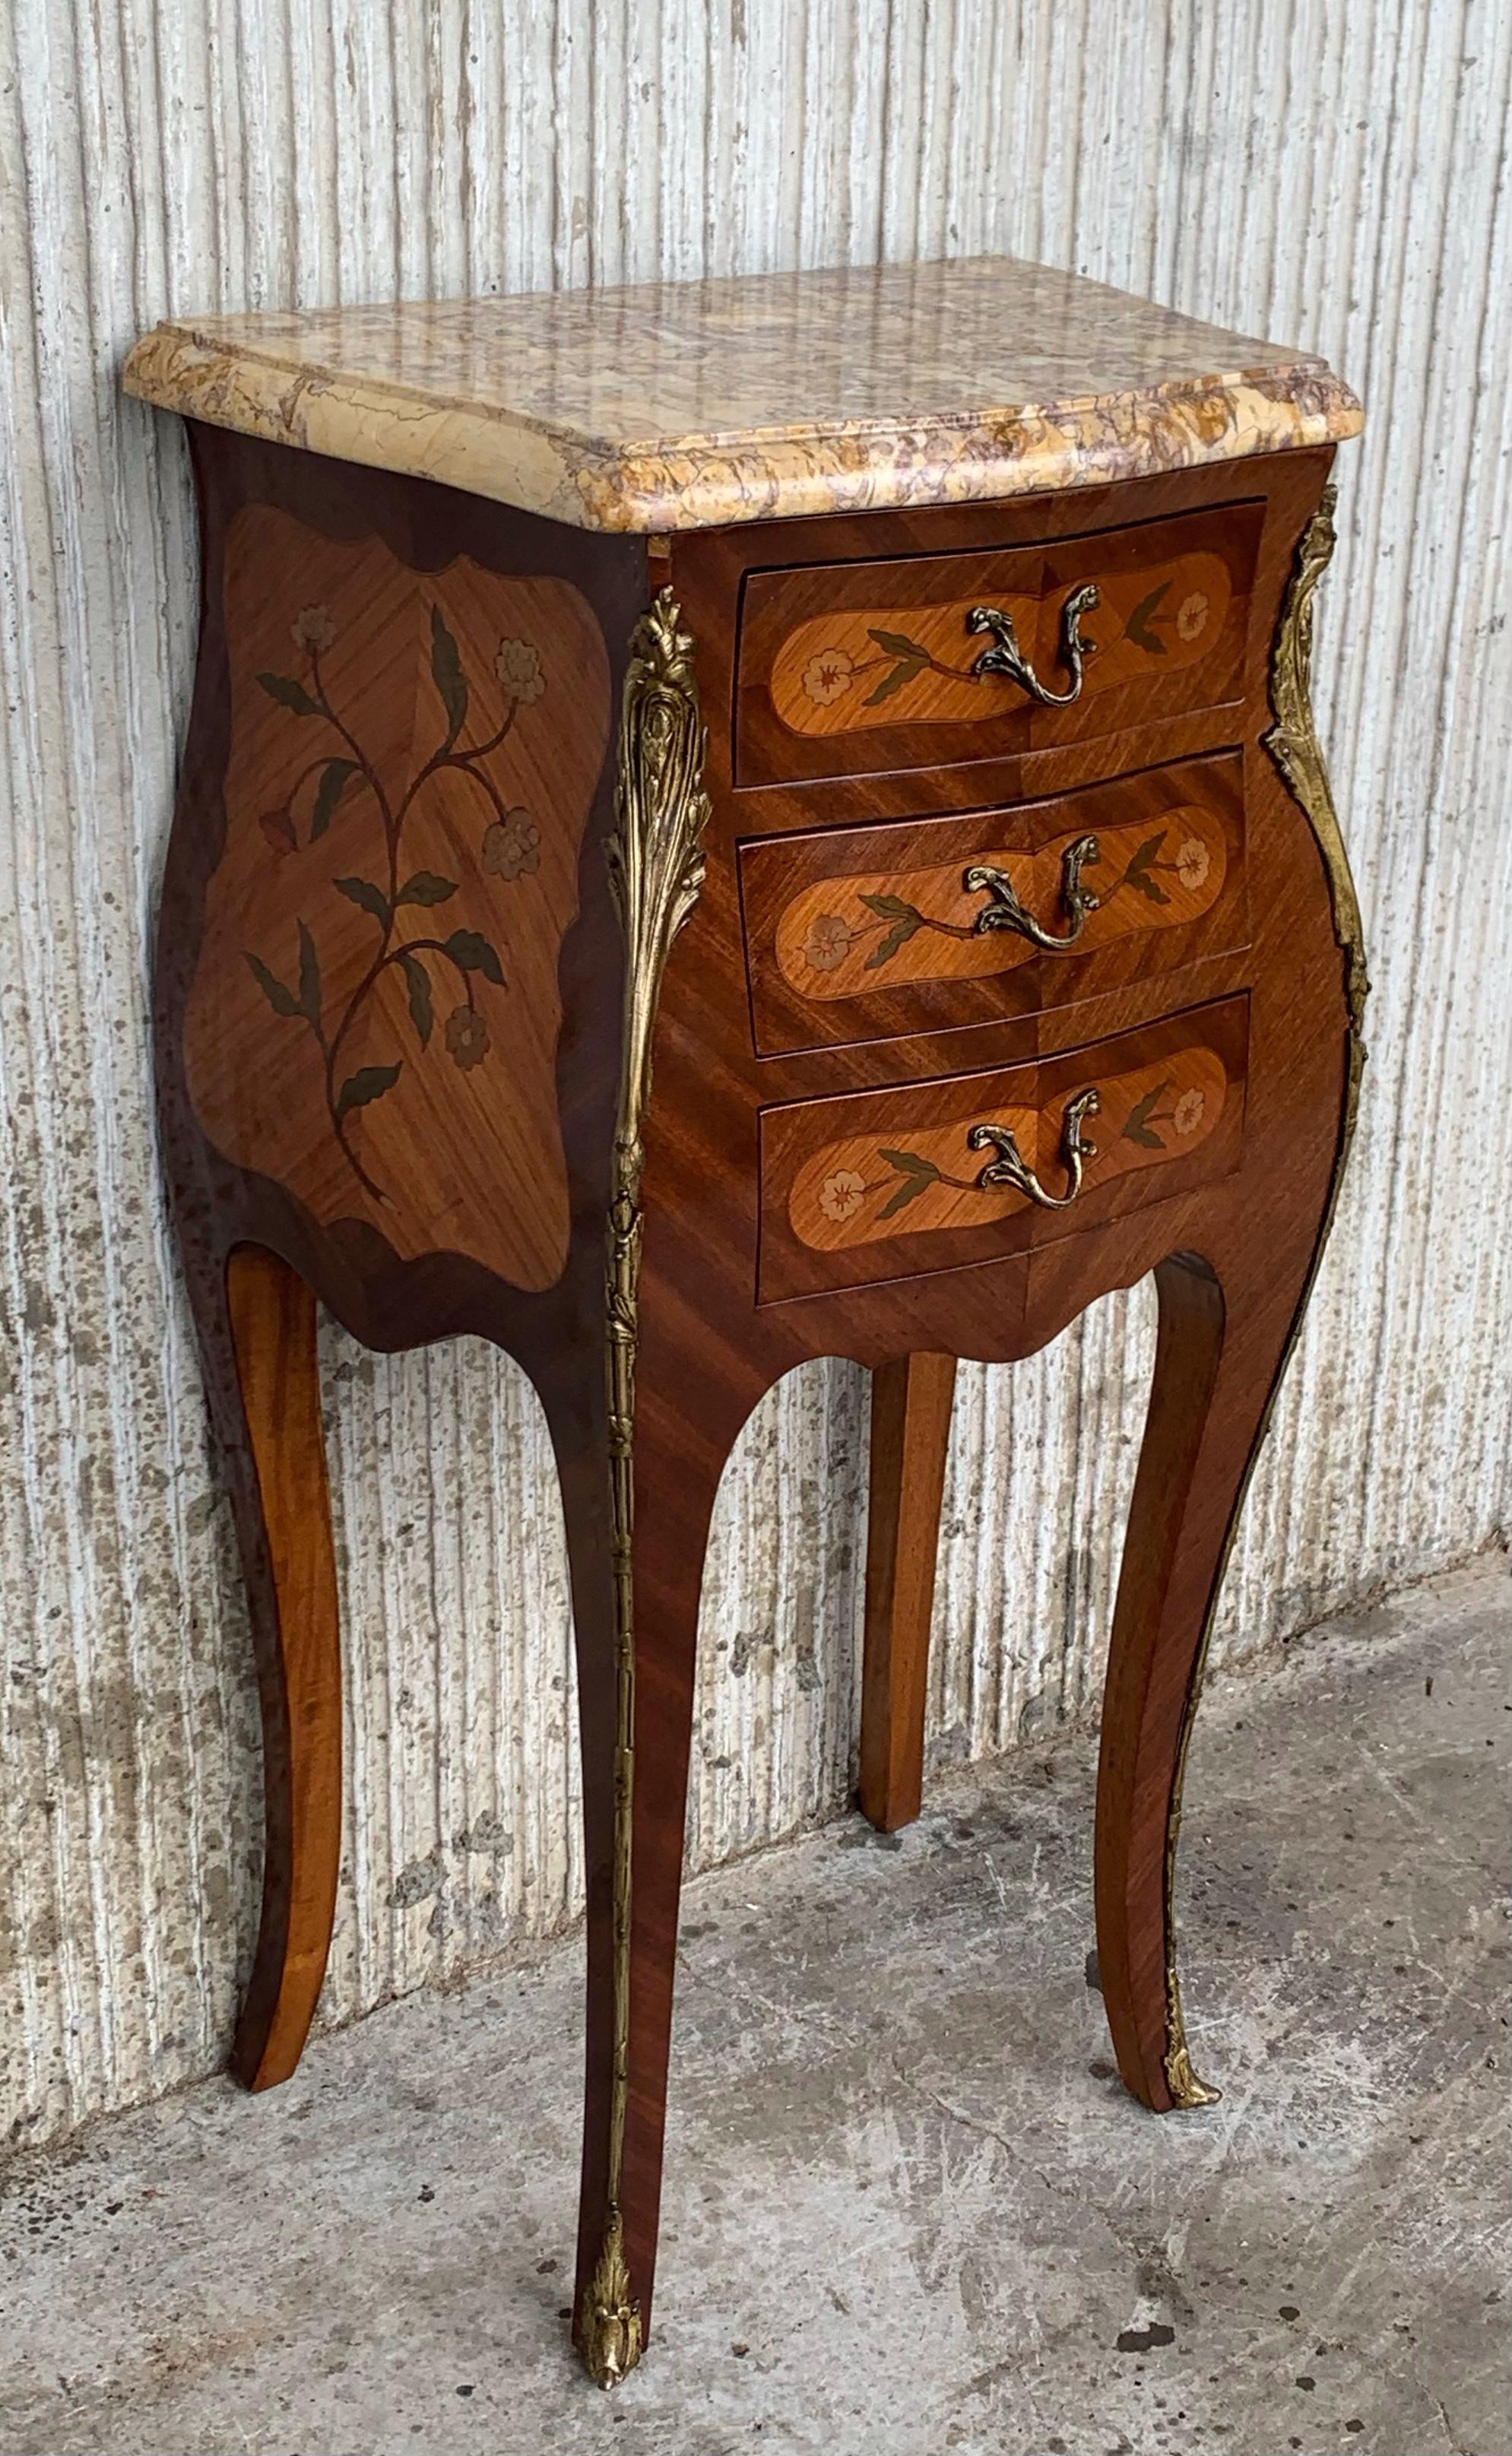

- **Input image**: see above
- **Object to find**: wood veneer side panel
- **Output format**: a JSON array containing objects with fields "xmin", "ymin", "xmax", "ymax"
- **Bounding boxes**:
[
  {"xmin": 184, "ymin": 507, "xmax": 610, "ymax": 1288},
  {"xmin": 156, "ymin": 426, "xmax": 647, "ymax": 1386}
]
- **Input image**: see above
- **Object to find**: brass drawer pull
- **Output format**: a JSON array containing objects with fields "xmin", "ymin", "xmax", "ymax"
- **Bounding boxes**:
[
  {"xmin": 966, "ymin": 582, "xmax": 1099, "ymax": 707},
  {"xmin": 968, "ymin": 1086, "xmax": 1101, "ymax": 1209},
  {"xmin": 965, "ymin": 832, "xmax": 1101, "ymax": 949}
]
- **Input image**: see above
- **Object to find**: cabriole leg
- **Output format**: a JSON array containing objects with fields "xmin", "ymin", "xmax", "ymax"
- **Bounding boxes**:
[
  {"xmin": 1094, "ymin": 1234, "xmax": 1321, "ymax": 2112},
  {"xmin": 559, "ymin": 1361, "xmax": 743, "ymax": 2385},
  {"xmin": 211, "ymin": 1244, "xmax": 343, "ymax": 2090}
]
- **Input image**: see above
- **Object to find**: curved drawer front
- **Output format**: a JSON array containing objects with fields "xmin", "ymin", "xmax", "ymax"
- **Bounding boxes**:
[
  {"xmin": 736, "ymin": 499, "xmax": 1263, "ymax": 791},
  {"xmin": 739, "ymin": 752, "xmax": 1247, "ymax": 1054},
  {"xmin": 758, "ymin": 996, "xmax": 1247, "ymax": 1304}
]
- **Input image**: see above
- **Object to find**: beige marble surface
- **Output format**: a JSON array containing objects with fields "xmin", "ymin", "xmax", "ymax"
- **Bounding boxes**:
[{"xmin": 123, "ymin": 255, "xmax": 1361, "ymax": 532}]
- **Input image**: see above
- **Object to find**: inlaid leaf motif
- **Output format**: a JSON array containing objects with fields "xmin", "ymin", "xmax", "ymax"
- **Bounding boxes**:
[
  {"xmin": 296, "ymin": 920, "xmax": 322, "ymax": 1025},
  {"xmin": 864, "ymin": 658, "xmax": 926, "ymax": 707},
  {"xmin": 1120, "ymin": 1081, "xmax": 1171, "ymax": 1149},
  {"xmin": 877, "ymin": 1147, "xmax": 943, "ymax": 1218},
  {"xmin": 856, "ymin": 891, "xmax": 927, "ymax": 969},
  {"xmin": 443, "ymin": 927, "xmax": 506, "ymax": 985},
  {"xmin": 244, "ymin": 952, "xmax": 300, "ymax": 1017},
  {"xmin": 1124, "ymin": 580, "xmax": 1172, "ymax": 656},
  {"xmin": 309, "ymin": 759, "xmax": 358, "ymax": 841},
  {"xmin": 430, "ymin": 605, "xmax": 468, "ymax": 746},
  {"xmin": 863, "ymin": 626, "xmax": 930, "ymax": 708},
  {"xmin": 257, "ymin": 671, "xmax": 322, "ymax": 717},
  {"xmin": 398, "ymin": 952, "xmax": 433, "ymax": 1048},
  {"xmin": 395, "ymin": 871, "xmax": 458, "ymax": 908},
  {"xmin": 334, "ymin": 1062, "xmax": 402, "ymax": 1120},
  {"xmin": 1121, "ymin": 832, "xmax": 1171, "ymax": 905},
  {"xmin": 335, "ymin": 875, "xmax": 391, "ymax": 927}
]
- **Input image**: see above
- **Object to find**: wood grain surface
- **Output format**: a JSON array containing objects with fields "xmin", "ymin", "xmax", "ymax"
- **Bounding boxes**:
[
  {"xmin": 156, "ymin": 426, "xmax": 644, "ymax": 2209},
  {"xmin": 610, "ymin": 445, "xmax": 1350, "ymax": 2334},
  {"xmin": 773, "ymin": 805, "xmax": 1227, "ymax": 993}
]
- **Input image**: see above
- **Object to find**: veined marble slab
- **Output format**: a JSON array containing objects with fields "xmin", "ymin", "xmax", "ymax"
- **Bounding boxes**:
[{"xmin": 124, "ymin": 255, "xmax": 1361, "ymax": 533}]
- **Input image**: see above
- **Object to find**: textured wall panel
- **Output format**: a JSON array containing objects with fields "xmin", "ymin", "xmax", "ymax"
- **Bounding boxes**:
[{"xmin": 0, "ymin": 0, "xmax": 1507, "ymax": 2147}]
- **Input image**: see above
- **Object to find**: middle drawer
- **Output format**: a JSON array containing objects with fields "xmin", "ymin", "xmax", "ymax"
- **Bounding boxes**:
[{"xmin": 738, "ymin": 750, "xmax": 1247, "ymax": 1057}]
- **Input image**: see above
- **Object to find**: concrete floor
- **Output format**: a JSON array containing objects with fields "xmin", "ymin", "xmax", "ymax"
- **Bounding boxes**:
[{"xmin": 1, "ymin": 1558, "xmax": 1506, "ymax": 2456}]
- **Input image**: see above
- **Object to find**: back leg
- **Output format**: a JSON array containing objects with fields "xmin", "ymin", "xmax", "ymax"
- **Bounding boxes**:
[
  {"xmin": 859, "ymin": 1353, "xmax": 957, "ymax": 1833},
  {"xmin": 207, "ymin": 1244, "xmax": 344, "ymax": 2090}
]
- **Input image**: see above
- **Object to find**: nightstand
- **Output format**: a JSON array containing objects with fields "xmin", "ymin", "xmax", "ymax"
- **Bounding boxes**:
[{"xmin": 125, "ymin": 255, "xmax": 1364, "ymax": 2385}]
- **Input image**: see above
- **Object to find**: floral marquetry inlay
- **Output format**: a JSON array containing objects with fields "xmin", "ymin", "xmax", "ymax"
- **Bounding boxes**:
[
  {"xmin": 184, "ymin": 506, "xmax": 609, "ymax": 1288},
  {"xmin": 775, "ymin": 806, "xmax": 1228, "ymax": 1001},
  {"xmin": 769, "ymin": 554, "xmax": 1231, "ymax": 740},
  {"xmin": 787, "ymin": 1047, "xmax": 1228, "ymax": 1253}
]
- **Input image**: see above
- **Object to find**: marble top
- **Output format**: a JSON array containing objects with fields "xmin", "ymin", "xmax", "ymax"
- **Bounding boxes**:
[{"xmin": 123, "ymin": 255, "xmax": 1362, "ymax": 534}]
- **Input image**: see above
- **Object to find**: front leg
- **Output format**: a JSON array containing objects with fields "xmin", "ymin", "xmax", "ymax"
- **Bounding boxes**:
[
  {"xmin": 1095, "ymin": 1228, "xmax": 1323, "ymax": 2111},
  {"xmin": 563, "ymin": 581, "xmax": 732, "ymax": 2382},
  {"xmin": 556, "ymin": 1351, "xmax": 753, "ymax": 2384},
  {"xmin": 1095, "ymin": 475, "xmax": 1367, "ymax": 2113}
]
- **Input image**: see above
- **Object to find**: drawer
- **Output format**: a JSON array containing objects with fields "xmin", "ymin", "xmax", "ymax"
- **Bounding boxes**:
[
  {"xmin": 739, "ymin": 751, "xmax": 1247, "ymax": 1056},
  {"xmin": 735, "ymin": 499, "xmax": 1262, "ymax": 791},
  {"xmin": 757, "ymin": 996, "xmax": 1247, "ymax": 1304}
]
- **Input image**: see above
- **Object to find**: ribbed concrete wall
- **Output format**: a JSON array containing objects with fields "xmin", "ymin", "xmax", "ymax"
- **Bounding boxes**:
[{"xmin": 1, "ymin": 0, "xmax": 1507, "ymax": 2147}]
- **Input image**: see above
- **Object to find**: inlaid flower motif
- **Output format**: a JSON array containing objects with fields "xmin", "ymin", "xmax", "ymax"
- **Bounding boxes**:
[
  {"xmin": 818, "ymin": 1168, "xmax": 867, "ymax": 1222},
  {"xmin": 1173, "ymin": 1085, "xmax": 1206, "ymax": 1137},
  {"xmin": 446, "ymin": 1005, "xmax": 491, "ymax": 1070},
  {"xmin": 494, "ymin": 636, "xmax": 545, "ymax": 702},
  {"xmin": 801, "ymin": 912, "xmax": 854, "ymax": 971},
  {"xmin": 291, "ymin": 604, "xmax": 337, "ymax": 654},
  {"xmin": 1176, "ymin": 591, "xmax": 1209, "ymax": 642},
  {"xmin": 482, "ymin": 807, "xmax": 540, "ymax": 879},
  {"xmin": 801, "ymin": 648, "xmax": 855, "ymax": 706},
  {"xmin": 1174, "ymin": 837, "xmax": 1209, "ymax": 891}
]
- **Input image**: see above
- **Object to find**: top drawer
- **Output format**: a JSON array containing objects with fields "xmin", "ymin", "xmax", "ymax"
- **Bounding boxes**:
[{"xmin": 735, "ymin": 499, "xmax": 1262, "ymax": 791}]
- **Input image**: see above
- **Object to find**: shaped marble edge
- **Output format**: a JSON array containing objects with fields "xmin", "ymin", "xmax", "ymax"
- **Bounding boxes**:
[{"xmin": 122, "ymin": 286, "xmax": 1362, "ymax": 536}]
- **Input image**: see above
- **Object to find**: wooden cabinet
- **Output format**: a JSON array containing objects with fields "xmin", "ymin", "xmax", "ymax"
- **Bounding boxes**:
[{"xmin": 124, "ymin": 255, "xmax": 1365, "ymax": 2388}]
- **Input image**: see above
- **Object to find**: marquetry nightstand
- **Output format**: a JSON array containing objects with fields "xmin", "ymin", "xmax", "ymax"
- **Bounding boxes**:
[{"xmin": 125, "ymin": 255, "xmax": 1365, "ymax": 2385}]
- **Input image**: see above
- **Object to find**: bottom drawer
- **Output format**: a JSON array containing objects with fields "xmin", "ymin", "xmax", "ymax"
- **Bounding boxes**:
[{"xmin": 758, "ymin": 995, "xmax": 1247, "ymax": 1303}]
